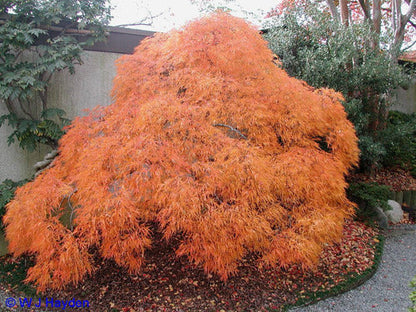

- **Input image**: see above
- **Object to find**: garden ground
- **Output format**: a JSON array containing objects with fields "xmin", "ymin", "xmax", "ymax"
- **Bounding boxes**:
[{"xmin": 0, "ymin": 220, "xmax": 383, "ymax": 311}]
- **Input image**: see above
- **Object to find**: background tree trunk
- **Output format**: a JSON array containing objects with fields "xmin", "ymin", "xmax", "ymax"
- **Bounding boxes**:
[{"xmin": 340, "ymin": 0, "xmax": 350, "ymax": 25}]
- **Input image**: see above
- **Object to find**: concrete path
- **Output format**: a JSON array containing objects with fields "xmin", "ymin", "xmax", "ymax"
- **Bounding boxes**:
[{"xmin": 291, "ymin": 226, "xmax": 416, "ymax": 312}]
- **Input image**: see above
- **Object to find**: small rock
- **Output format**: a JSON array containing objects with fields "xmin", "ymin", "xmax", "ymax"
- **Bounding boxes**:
[
  {"xmin": 385, "ymin": 200, "xmax": 404, "ymax": 224},
  {"xmin": 374, "ymin": 207, "xmax": 389, "ymax": 229}
]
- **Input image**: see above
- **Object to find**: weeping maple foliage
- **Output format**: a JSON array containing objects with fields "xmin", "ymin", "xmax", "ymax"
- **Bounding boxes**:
[{"xmin": 4, "ymin": 12, "xmax": 359, "ymax": 291}]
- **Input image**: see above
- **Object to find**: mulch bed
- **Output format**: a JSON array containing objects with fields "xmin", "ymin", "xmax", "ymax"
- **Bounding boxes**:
[
  {"xmin": 1, "ymin": 220, "xmax": 379, "ymax": 312},
  {"xmin": 350, "ymin": 167, "xmax": 416, "ymax": 191}
]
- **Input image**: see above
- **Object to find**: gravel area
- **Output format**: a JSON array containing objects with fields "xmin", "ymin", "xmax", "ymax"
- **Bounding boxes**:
[{"xmin": 291, "ymin": 225, "xmax": 416, "ymax": 312}]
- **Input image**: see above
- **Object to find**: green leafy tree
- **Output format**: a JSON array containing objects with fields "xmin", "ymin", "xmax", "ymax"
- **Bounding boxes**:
[
  {"xmin": 0, "ymin": 0, "xmax": 111, "ymax": 151},
  {"xmin": 267, "ymin": 0, "xmax": 416, "ymax": 58},
  {"xmin": 264, "ymin": 6, "xmax": 407, "ymax": 172}
]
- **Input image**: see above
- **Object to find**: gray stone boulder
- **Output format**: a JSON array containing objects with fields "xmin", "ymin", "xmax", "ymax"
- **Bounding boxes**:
[
  {"xmin": 385, "ymin": 200, "xmax": 404, "ymax": 224},
  {"xmin": 374, "ymin": 206, "xmax": 389, "ymax": 229}
]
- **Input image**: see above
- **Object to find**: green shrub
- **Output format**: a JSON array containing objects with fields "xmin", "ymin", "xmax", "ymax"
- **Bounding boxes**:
[
  {"xmin": 347, "ymin": 182, "xmax": 392, "ymax": 221},
  {"xmin": 0, "ymin": 179, "xmax": 27, "ymax": 229},
  {"xmin": 0, "ymin": 109, "xmax": 70, "ymax": 152},
  {"xmin": 357, "ymin": 136, "xmax": 386, "ymax": 172},
  {"xmin": 410, "ymin": 276, "xmax": 416, "ymax": 312},
  {"xmin": 380, "ymin": 111, "xmax": 416, "ymax": 170}
]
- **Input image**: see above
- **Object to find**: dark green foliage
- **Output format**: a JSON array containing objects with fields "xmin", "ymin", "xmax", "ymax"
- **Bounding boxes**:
[
  {"xmin": 410, "ymin": 276, "xmax": 416, "ymax": 312},
  {"xmin": 0, "ymin": 108, "xmax": 70, "ymax": 151},
  {"xmin": 379, "ymin": 111, "xmax": 416, "ymax": 170},
  {"xmin": 347, "ymin": 182, "xmax": 392, "ymax": 220},
  {"xmin": 0, "ymin": 179, "xmax": 27, "ymax": 228},
  {"xmin": 0, "ymin": 255, "xmax": 36, "ymax": 297},
  {"xmin": 357, "ymin": 136, "xmax": 386, "ymax": 173},
  {"xmin": 0, "ymin": 0, "xmax": 111, "ymax": 151},
  {"xmin": 264, "ymin": 6, "xmax": 407, "ymax": 172}
]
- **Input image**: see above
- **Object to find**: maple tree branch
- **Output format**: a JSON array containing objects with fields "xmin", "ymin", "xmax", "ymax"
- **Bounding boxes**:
[
  {"xmin": 67, "ymin": 189, "xmax": 77, "ymax": 231},
  {"xmin": 213, "ymin": 123, "xmax": 247, "ymax": 140}
]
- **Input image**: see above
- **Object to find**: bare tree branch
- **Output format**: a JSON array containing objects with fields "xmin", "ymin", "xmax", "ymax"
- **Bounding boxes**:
[
  {"xmin": 5, "ymin": 99, "xmax": 14, "ymax": 114},
  {"xmin": 393, "ymin": 0, "xmax": 416, "ymax": 48},
  {"xmin": 402, "ymin": 38, "xmax": 416, "ymax": 50},
  {"xmin": 12, "ymin": 50, "xmax": 23, "ymax": 65},
  {"xmin": 39, "ymin": 89, "xmax": 48, "ymax": 111},
  {"xmin": 19, "ymin": 98, "xmax": 36, "ymax": 120},
  {"xmin": 403, "ymin": 0, "xmax": 416, "ymax": 26},
  {"xmin": 115, "ymin": 12, "xmax": 163, "ymax": 28},
  {"xmin": 358, "ymin": 0, "xmax": 372, "ymax": 21},
  {"xmin": 116, "ymin": 21, "xmax": 152, "ymax": 27}
]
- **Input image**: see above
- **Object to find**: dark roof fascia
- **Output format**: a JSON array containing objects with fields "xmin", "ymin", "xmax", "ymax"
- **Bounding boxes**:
[
  {"xmin": 84, "ymin": 26, "xmax": 156, "ymax": 54},
  {"xmin": 0, "ymin": 13, "xmax": 156, "ymax": 55}
]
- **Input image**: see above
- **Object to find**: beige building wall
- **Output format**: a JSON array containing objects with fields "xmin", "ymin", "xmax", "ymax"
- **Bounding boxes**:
[
  {"xmin": 392, "ymin": 79, "xmax": 416, "ymax": 114},
  {"xmin": 0, "ymin": 50, "xmax": 123, "ymax": 182}
]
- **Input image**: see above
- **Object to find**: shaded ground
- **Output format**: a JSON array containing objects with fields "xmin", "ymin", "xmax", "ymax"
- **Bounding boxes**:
[
  {"xmin": 0, "ymin": 221, "xmax": 378, "ymax": 311},
  {"xmin": 291, "ymin": 226, "xmax": 416, "ymax": 312},
  {"xmin": 351, "ymin": 167, "xmax": 416, "ymax": 191}
]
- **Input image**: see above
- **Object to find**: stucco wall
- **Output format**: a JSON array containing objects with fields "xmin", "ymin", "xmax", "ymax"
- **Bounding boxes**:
[
  {"xmin": 0, "ymin": 50, "xmax": 123, "ymax": 182},
  {"xmin": 392, "ymin": 79, "xmax": 416, "ymax": 114}
]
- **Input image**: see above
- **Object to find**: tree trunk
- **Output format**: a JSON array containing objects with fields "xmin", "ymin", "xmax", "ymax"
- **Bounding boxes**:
[
  {"xmin": 358, "ymin": 0, "xmax": 372, "ymax": 20},
  {"xmin": 391, "ymin": 0, "xmax": 416, "ymax": 60},
  {"xmin": 340, "ymin": 0, "xmax": 350, "ymax": 26},
  {"xmin": 370, "ymin": 0, "xmax": 381, "ymax": 49},
  {"xmin": 373, "ymin": 0, "xmax": 381, "ymax": 33},
  {"xmin": 326, "ymin": 0, "xmax": 340, "ymax": 23}
]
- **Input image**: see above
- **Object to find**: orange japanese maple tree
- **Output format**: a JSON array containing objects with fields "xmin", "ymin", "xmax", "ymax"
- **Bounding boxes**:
[{"xmin": 4, "ymin": 12, "xmax": 359, "ymax": 291}]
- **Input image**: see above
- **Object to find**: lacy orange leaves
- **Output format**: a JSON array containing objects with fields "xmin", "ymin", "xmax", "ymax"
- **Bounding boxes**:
[{"xmin": 4, "ymin": 12, "xmax": 359, "ymax": 291}]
